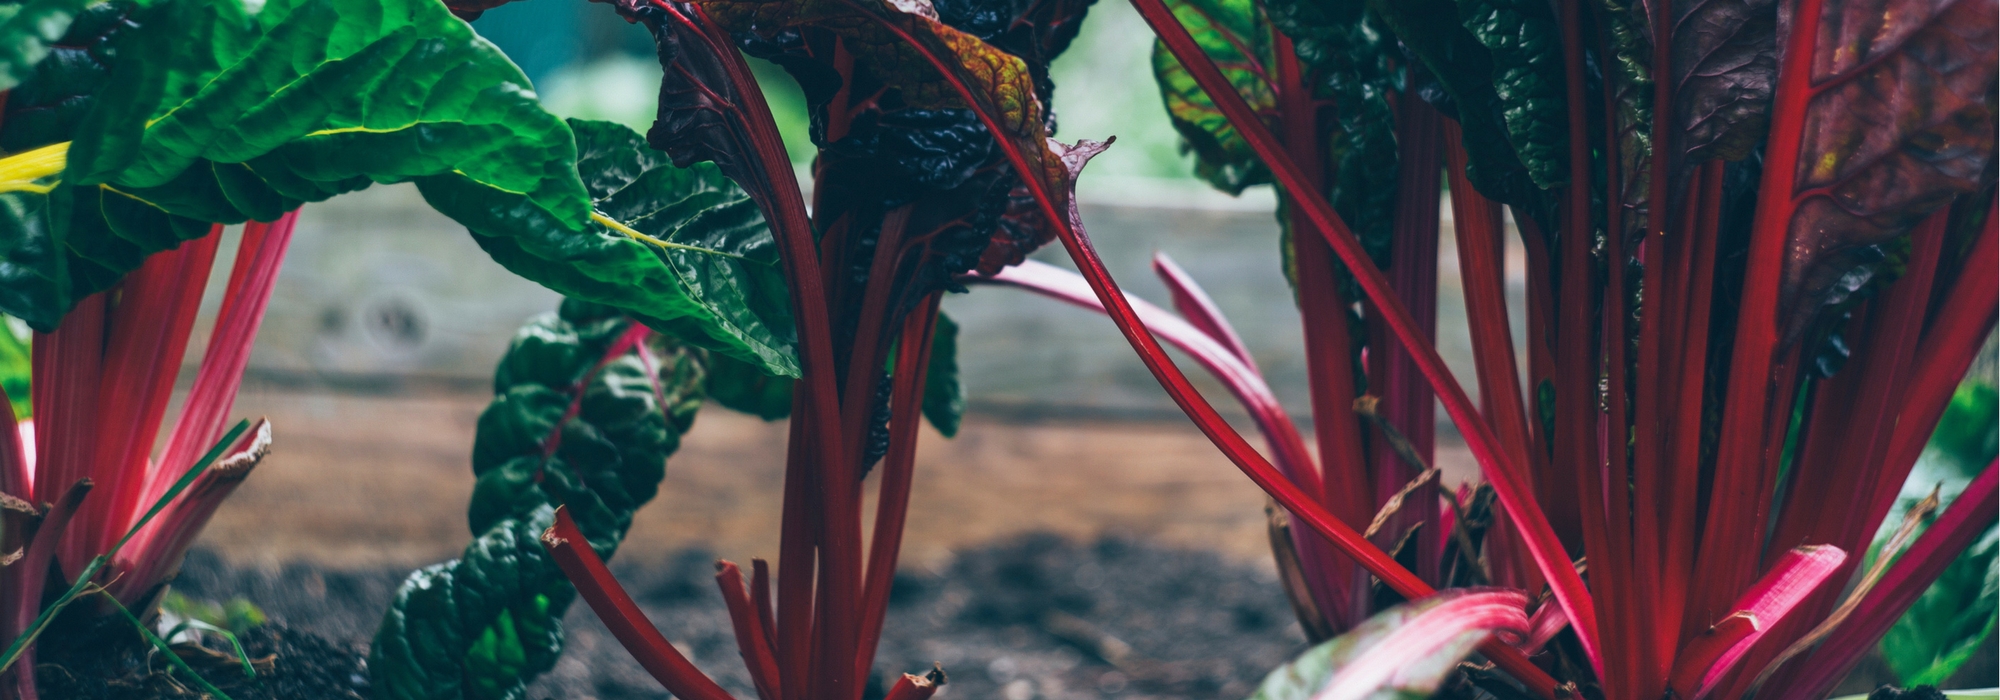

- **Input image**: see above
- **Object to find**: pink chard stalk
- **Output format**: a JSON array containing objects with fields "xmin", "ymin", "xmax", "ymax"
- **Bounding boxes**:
[{"xmin": 0, "ymin": 213, "xmax": 297, "ymax": 700}]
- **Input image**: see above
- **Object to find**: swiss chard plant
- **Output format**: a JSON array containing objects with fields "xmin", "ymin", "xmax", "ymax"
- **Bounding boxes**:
[
  {"xmin": 0, "ymin": 0, "xmax": 1990, "ymax": 696},
  {"xmin": 970, "ymin": 0, "xmax": 1995, "ymax": 695},
  {"xmin": 0, "ymin": 209, "xmax": 290, "ymax": 700},
  {"xmin": 372, "ymin": 290, "xmax": 711, "ymax": 700},
  {"xmin": 0, "ymin": 0, "xmax": 804, "ymax": 695},
  {"xmin": 507, "ymin": 0, "xmax": 1993, "ymax": 695}
]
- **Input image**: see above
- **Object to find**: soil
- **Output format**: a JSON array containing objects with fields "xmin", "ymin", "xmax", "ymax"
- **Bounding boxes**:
[
  {"xmin": 34, "ymin": 618, "xmax": 367, "ymax": 699},
  {"xmin": 65, "ymin": 533, "xmax": 1309, "ymax": 700},
  {"xmin": 36, "ymin": 535, "xmax": 1994, "ymax": 700}
]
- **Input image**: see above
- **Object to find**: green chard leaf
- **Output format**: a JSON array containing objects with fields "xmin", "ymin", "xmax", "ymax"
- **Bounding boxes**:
[
  {"xmin": 0, "ymin": 0, "xmax": 801, "ymax": 379},
  {"xmin": 1878, "ymin": 380, "xmax": 2000, "ymax": 688},
  {"xmin": 1366, "ymin": 0, "xmax": 1546, "ymax": 216},
  {"xmin": 439, "ymin": 119, "xmax": 800, "ymax": 377},
  {"xmin": 1455, "ymin": 0, "xmax": 1568, "ymax": 189},
  {"xmin": 1882, "ymin": 525, "xmax": 1999, "ymax": 687},
  {"xmin": 1148, "ymin": 0, "xmax": 1277, "ymax": 195},
  {"xmin": 373, "ymin": 300, "xmax": 708, "ymax": 700},
  {"xmin": 922, "ymin": 310, "xmax": 963, "ymax": 437},
  {"xmin": 0, "ymin": 0, "xmax": 135, "ymax": 152}
]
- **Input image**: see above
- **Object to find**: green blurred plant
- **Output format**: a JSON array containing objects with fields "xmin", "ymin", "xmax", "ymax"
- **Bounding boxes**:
[
  {"xmin": 1876, "ymin": 380, "xmax": 2000, "ymax": 687},
  {"xmin": 0, "ymin": 316, "xmax": 28, "ymax": 421}
]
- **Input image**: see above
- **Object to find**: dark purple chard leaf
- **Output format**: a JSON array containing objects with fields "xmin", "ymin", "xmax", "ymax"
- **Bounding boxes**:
[
  {"xmin": 715, "ymin": 0, "xmax": 1091, "ymax": 311},
  {"xmin": 625, "ymin": 0, "xmax": 798, "ymax": 218},
  {"xmin": 933, "ymin": 0, "xmax": 1095, "ymax": 107},
  {"xmin": 1774, "ymin": 0, "xmax": 1997, "ymax": 342},
  {"xmin": 1671, "ymin": 0, "xmax": 1778, "ymax": 164}
]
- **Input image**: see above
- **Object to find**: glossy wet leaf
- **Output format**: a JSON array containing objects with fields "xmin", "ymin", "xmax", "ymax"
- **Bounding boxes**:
[
  {"xmin": 696, "ymin": 0, "xmax": 1081, "ymax": 228},
  {"xmin": 0, "ymin": 0, "xmax": 598, "ymax": 331},
  {"xmin": 1456, "ymin": 0, "xmax": 1567, "ymax": 189},
  {"xmin": 1366, "ymin": 0, "xmax": 1542, "ymax": 214},
  {"xmin": 441, "ymin": 119, "xmax": 798, "ymax": 376},
  {"xmin": 63, "ymin": 0, "xmax": 585, "ymax": 230},
  {"xmin": 1774, "ymin": 0, "xmax": 1998, "ymax": 342},
  {"xmin": 0, "ymin": 0, "xmax": 801, "ymax": 370},
  {"xmin": 373, "ymin": 301, "xmax": 707, "ymax": 700},
  {"xmin": 1149, "ymin": 0, "xmax": 1274, "ymax": 194},
  {"xmin": 1261, "ymin": 0, "xmax": 1398, "ymax": 269}
]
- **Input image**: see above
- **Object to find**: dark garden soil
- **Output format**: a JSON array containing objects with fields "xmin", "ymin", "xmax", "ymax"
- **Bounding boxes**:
[
  {"xmin": 45, "ymin": 533, "xmax": 1992, "ymax": 699},
  {"xmin": 60, "ymin": 533, "xmax": 1309, "ymax": 700}
]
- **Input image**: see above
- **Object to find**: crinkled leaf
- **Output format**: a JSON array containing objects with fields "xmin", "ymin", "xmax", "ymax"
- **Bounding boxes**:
[
  {"xmin": 1366, "ymin": 0, "xmax": 1543, "ymax": 215},
  {"xmin": 370, "ymin": 508, "xmax": 572, "ymax": 700},
  {"xmin": 0, "ymin": 0, "xmax": 600, "ymax": 331},
  {"xmin": 374, "ymin": 302, "xmax": 708, "ymax": 700},
  {"xmin": 1455, "ymin": 0, "xmax": 1567, "ymax": 189},
  {"xmin": 722, "ymin": 0, "xmax": 1091, "ymax": 289},
  {"xmin": 1244, "ymin": 589, "xmax": 1529, "ymax": 700},
  {"xmin": 1, "ymin": 0, "xmax": 800, "ymax": 371},
  {"xmin": 623, "ymin": 0, "xmax": 796, "ymax": 219},
  {"xmin": 64, "ymin": 0, "xmax": 584, "ymax": 226},
  {"xmin": 1149, "ymin": 0, "xmax": 1275, "ymax": 194},
  {"xmin": 921, "ymin": 310, "xmax": 961, "ymax": 437},
  {"xmin": 438, "ymin": 119, "xmax": 800, "ymax": 376},
  {"xmin": 1670, "ymin": 0, "xmax": 1777, "ymax": 164},
  {"xmin": 695, "ymin": 0, "xmax": 1080, "ymax": 240},
  {"xmin": 1774, "ymin": 0, "xmax": 1998, "ymax": 343}
]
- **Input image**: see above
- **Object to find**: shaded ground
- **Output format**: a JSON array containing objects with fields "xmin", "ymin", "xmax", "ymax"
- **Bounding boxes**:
[
  {"xmin": 62, "ymin": 537, "xmax": 1993, "ymax": 699},
  {"xmin": 164, "ymin": 534, "xmax": 1306, "ymax": 699}
]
